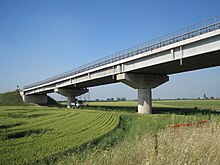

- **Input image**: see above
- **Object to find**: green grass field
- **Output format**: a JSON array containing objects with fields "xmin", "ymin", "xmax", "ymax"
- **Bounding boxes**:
[
  {"xmin": 154, "ymin": 99, "xmax": 220, "ymax": 110},
  {"xmin": 0, "ymin": 106, "xmax": 119, "ymax": 164},
  {"xmin": 1, "ymin": 91, "xmax": 220, "ymax": 164},
  {"xmin": 57, "ymin": 106, "xmax": 220, "ymax": 164},
  {"xmin": 87, "ymin": 99, "xmax": 220, "ymax": 111}
]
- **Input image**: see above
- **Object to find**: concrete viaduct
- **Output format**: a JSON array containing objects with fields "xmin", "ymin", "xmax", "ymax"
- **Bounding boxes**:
[{"xmin": 21, "ymin": 16, "xmax": 220, "ymax": 114}]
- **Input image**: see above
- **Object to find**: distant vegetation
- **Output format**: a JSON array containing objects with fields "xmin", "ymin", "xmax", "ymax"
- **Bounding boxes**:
[
  {"xmin": 153, "ymin": 99, "xmax": 220, "ymax": 111},
  {"xmin": 87, "ymin": 100, "xmax": 220, "ymax": 111}
]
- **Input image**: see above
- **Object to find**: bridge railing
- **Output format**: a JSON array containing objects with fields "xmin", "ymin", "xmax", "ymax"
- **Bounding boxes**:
[{"xmin": 24, "ymin": 15, "xmax": 220, "ymax": 90}]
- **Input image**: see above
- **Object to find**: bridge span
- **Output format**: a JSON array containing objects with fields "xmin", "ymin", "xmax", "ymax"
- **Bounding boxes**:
[{"xmin": 21, "ymin": 16, "xmax": 220, "ymax": 114}]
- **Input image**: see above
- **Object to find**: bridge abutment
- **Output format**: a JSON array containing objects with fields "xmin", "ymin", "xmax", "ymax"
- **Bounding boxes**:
[
  {"xmin": 54, "ymin": 88, "xmax": 88, "ymax": 108},
  {"xmin": 117, "ymin": 73, "xmax": 169, "ymax": 114},
  {"xmin": 20, "ymin": 91, "xmax": 48, "ymax": 104}
]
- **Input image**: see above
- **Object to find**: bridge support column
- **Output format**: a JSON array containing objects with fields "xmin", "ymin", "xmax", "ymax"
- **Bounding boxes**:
[
  {"xmin": 67, "ymin": 96, "xmax": 76, "ymax": 108},
  {"xmin": 138, "ymin": 88, "xmax": 152, "ymax": 114},
  {"xmin": 54, "ymin": 88, "xmax": 88, "ymax": 108},
  {"xmin": 117, "ymin": 73, "xmax": 169, "ymax": 114}
]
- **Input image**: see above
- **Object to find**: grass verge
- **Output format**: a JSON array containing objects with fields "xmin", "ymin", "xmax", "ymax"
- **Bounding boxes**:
[
  {"xmin": 0, "ymin": 90, "xmax": 27, "ymax": 106},
  {"xmin": 57, "ymin": 111, "xmax": 217, "ymax": 164}
]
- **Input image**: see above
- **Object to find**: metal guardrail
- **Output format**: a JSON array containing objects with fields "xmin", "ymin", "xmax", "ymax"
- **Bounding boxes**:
[{"xmin": 24, "ymin": 15, "xmax": 220, "ymax": 90}]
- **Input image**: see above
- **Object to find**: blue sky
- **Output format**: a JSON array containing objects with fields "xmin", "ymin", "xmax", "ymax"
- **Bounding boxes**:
[{"xmin": 0, "ymin": 0, "xmax": 220, "ymax": 100}]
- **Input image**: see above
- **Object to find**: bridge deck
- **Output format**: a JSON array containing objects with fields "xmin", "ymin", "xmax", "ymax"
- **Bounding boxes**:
[{"xmin": 23, "ymin": 15, "xmax": 220, "ymax": 92}]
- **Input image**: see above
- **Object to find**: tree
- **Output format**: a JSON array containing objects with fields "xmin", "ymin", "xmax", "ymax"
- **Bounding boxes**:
[{"xmin": 121, "ymin": 97, "xmax": 127, "ymax": 101}]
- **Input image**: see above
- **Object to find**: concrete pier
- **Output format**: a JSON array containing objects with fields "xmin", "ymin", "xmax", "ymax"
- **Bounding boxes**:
[
  {"xmin": 117, "ymin": 73, "xmax": 169, "ymax": 114},
  {"xmin": 67, "ymin": 96, "xmax": 76, "ymax": 108},
  {"xmin": 54, "ymin": 88, "xmax": 88, "ymax": 108},
  {"xmin": 138, "ymin": 88, "xmax": 152, "ymax": 114}
]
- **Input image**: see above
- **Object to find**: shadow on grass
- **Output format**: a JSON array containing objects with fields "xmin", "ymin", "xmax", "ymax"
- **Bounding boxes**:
[
  {"xmin": 153, "ymin": 107, "xmax": 220, "ymax": 115},
  {"xmin": 83, "ymin": 105, "xmax": 220, "ymax": 116}
]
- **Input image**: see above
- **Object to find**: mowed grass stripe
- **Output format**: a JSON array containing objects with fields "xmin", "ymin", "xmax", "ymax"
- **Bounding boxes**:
[
  {"xmin": 3, "ymin": 112, "xmax": 98, "ymax": 143},
  {"xmin": 44, "ymin": 112, "xmax": 92, "ymax": 130},
  {"xmin": 5, "ymin": 111, "xmax": 73, "ymax": 132},
  {"xmin": 1, "ymin": 114, "xmax": 93, "ymax": 162},
  {"xmin": 73, "ymin": 113, "xmax": 114, "ymax": 135},
  {"xmin": 58, "ymin": 112, "xmax": 114, "ymax": 140},
  {"xmin": 56, "ymin": 112, "xmax": 106, "ymax": 137},
  {"xmin": 73, "ymin": 113, "xmax": 119, "ymax": 142},
  {"xmin": 32, "ymin": 113, "xmax": 118, "ymax": 162},
  {"xmin": 51, "ymin": 113, "xmax": 119, "ymax": 151},
  {"xmin": 3, "ymin": 111, "xmax": 96, "ymax": 144},
  {"xmin": 96, "ymin": 113, "xmax": 119, "ymax": 135},
  {"xmin": 1, "ymin": 110, "xmax": 69, "ymax": 126},
  {"xmin": 0, "ymin": 108, "xmax": 119, "ymax": 164},
  {"xmin": 86, "ymin": 114, "xmax": 117, "ymax": 138},
  {"xmin": 56, "ymin": 113, "xmax": 110, "ymax": 140}
]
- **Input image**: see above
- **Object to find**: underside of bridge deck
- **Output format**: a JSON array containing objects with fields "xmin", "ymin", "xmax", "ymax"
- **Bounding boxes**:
[{"xmin": 131, "ymin": 50, "xmax": 220, "ymax": 75}]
